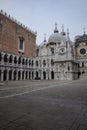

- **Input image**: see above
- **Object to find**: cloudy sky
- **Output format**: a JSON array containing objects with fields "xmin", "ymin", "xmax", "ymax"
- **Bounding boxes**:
[{"xmin": 0, "ymin": 0, "xmax": 87, "ymax": 44}]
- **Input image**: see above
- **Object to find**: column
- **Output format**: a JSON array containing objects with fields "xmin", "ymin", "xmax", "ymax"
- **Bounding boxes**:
[
  {"xmin": 27, "ymin": 71, "xmax": 29, "ymax": 80},
  {"xmin": 16, "ymin": 70, "xmax": 18, "ymax": 80},
  {"xmin": 20, "ymin": 70, "xmax": 22, "ymax": 80},
  {"xmin": 24, "ymin": 71, "xmax": 25, "ymax": 80}
]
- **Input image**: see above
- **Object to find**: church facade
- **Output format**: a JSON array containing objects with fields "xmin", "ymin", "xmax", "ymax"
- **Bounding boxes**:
[
  {"xmin": 0, "ymin": 10, "xmax": 87, "ymax": 81},
  {"xmin": 34, "ymin": 24, "xmax": 78, "ymax": 80}
]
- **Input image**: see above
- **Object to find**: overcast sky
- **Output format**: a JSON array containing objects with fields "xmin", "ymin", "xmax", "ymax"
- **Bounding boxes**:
[{"xmin": 0, "ymin": 0, "xmax": 87, "ymax": 45}]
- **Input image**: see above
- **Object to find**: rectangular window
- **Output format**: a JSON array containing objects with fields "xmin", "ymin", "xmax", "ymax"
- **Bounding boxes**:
[
  {"xmin": 20, "ymin": 39, "xmax": 23, "ymax": 50},
  {"xmin": 18, "ymin": 37, "xmax": 24, "ymax": 53}
]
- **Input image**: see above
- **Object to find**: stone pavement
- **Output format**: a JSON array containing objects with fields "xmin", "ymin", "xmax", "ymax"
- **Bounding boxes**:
[{"xmin": 0, "ymin": 79, "xmax": 87, "ymax": 130}]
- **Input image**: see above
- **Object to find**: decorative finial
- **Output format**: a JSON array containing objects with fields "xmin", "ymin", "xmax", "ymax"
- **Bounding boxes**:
[
  {"xmin": 67, "ymin": 28, "xmax": 70, "ymax": 38},
  {"xmin": 62, "ymin": 24, "xmax": 64, "ymax": 32},
  {"xmin": 44, "ymin": 33, "xmax": 46, "ymax": 42},
  {"xmin": 83, "ymin": 27, "xmax": 86, "ymax": 35},
  {"xmin": 61, "ymin": 24, "xmax": 66, "ymax": 36},
  {"xmin": 67, "ymin": 28, "xmax": 69, "ymax": 35},
  {"xmin": 54, "ymin": 22, "xmax": 58, "ymax": 33}
]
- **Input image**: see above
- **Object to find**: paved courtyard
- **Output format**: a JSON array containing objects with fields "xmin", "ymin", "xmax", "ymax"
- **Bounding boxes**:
[{"xmin": 0, "ymin": 79, "xmax": 87, "ymax": 130}]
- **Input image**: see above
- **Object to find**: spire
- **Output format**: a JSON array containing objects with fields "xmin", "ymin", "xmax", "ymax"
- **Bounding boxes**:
[
  {"xmin": 83, "ymin": 27, "xmax": 86, "ymax": 35},
  {"xmin": 67, "ymin": 28, "xmax": 69, "ymax": 38},
  {"xmin": 62, "ymin": 24, "xmax": 64, "ymax": 32},
  {"xmin": 61, "ymin": 24, "xmax": 66, "ymax": 36},
  {"xmin": 44, "ymin": 33, "xmax": 46, "ymax": 42},
  {"xmin": 54, "ymin": 22, "xmax": 59, "ymax": 33}
]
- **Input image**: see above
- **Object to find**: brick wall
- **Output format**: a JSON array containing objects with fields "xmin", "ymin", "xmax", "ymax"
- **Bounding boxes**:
[{"xmin": 0, "ymin": 12, "xmax": 36, "ymax": 58}]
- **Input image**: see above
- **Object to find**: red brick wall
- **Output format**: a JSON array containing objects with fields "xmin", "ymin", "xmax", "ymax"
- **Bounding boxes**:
[{"xmin": 0, "ymin": 13, "xmax": 36, "ymax": 58}]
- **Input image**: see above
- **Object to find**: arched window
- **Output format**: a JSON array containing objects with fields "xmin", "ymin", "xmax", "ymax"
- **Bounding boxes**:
[
  {"xmin": 36, "ymin": 60, "xmax": 38, "ymax": 67},
  {"xmin": 9, "ymin": 55, "xmax": 13, "ymax": 63},
  {"xmin": 68, "ymin": 65, "xmax": 70, "ymax": 71},
  {"xmin": 51, "ymin": 48, "xmax": 54, "ymax": 54},
  {"xmin": 43, "ymin": 60, "xmax": 46, "ymax": 66},
  {"xmin": 18, "ymin": 57, "xmax": 21, "ymax": 64},
  {"xmin": 26, "ymin": 59, "xmax": 28, "ymax": 65},
  {"xmin": 29, "ymin": 60, "xmax": 31, "ymax": 66},
  {"xmin": 82, "ymin": 62, "xmax": 84, "ymax": 67},
  {"xmin": 22, "ymin": 58, "xmax": 25, "ymax": 65},
  {"xmin": 32, "ymin": 60, "xmax": 34, "ymax": 66},
  {"xmin": 4, "ymin": 54, "xmax": 8, "ymax": 62},
  {"xmin": 14, "ymin": 56, "xmax": 17, "ymax": 64},
  {"xmin": 51, "ymin": 59, "xmax": 54, "ymax": 65}
]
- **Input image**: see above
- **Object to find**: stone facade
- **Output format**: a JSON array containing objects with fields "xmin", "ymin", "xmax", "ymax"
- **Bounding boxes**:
[
  {"xmin": 75, "ymin": 34, "xmax": 87, "ymax": 79},
  {"xmin": 35, "ymin": 25, "xmax": 78, "ymax": 80}
]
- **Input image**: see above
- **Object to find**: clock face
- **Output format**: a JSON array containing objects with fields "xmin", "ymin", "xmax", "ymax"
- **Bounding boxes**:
[
  {"xmin": 80, "ymin": 48, "xmax": 86, "ymax": 55},
  {"xmin": 59, "ymin": 48, "xmax": 65, "ymax": 54}
]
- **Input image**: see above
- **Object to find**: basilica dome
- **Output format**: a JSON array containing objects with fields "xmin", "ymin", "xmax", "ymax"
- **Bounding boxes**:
[
  {"xmin": 48, "ymin": 33, "xmax": 65, "ymax": 43},
  {"xmin": 48, "ymin": 23, "xmax": 66, "ymax": 44}
]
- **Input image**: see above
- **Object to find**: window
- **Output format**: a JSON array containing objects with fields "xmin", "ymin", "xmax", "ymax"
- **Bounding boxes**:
[
  {"xmin": 51, "ymin": 59, "xmax": 54, "ymax": 65},
  {"xmin": 80, "ymin": 48, "xmax": 86, "ymax": 55},
  {"xmin": 18, "ymin": 37, "xmax": 24, "ymax": 53},
  {"xmin": 51, "ymin": 48, "xmax": 54, "ymax": 54},
  {"xmin": 36, "ymin": 60, "xmax": 38, "ymax": 67},
  {"xmin": 43, "ymin": 60, "xmax": 46, "ymax": 66}
]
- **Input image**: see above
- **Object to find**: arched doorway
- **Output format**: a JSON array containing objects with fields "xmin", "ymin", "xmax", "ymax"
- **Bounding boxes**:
[
  {"xmin": 29, "ymin": 71, "xmax": 31, "ymax": 80},
  {"xmin": 18, "ymin": 71, "xmax": 21, "ymax": 80},
  {"xmin": 26, "ymin": 71, "xmax": 28, "ymax": 79},
  {"xmin": 32, "ymin": 71, "xmax": 34, "ymax": 79},
  {"xmin": 43, "ymin": 71, "xmax": 46, "ymax": 79},
  {"xmin": 22, "ymin": 71, "xmax": 24, "ymax": 80},
  {"xmin": 9, "ymin": 70, "xmax": 12, "ymax": 80},
  {"xmin": 3, "ymin": 70, "xmax": 7, "ymax": 81},
  {"xmin": 14, "ymin": 70, "xmax": 16, "ymax": 80},
  {"xmin": 51, "ymin": 71, "xmax": 54, "ymax": 79},
  {"xmin": 36, "ymin": 71, "xmax": 38, "ymax": 79}
]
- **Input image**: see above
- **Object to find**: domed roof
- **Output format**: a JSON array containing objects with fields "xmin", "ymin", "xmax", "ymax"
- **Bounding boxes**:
[
  {"xmin": 48, "ymin": 33, "xmax": 65, "ymax": 43},
  {"xmin": 48, "ymin": 23, "xmax": 66, "ymax": 43}
]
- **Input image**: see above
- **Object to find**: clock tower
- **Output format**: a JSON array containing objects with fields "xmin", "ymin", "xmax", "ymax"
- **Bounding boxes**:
[{"xmin": 75, "ymin": 32, "xmax": 87, "ymax": 79}]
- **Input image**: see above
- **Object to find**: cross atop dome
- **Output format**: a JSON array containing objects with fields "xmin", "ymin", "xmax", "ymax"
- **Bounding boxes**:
[{"xmin": 54, "ymin": 22, "xmax": 59, "ymax": 33}]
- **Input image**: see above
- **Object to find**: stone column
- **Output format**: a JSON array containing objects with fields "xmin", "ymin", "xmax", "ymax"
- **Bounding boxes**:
[
  {"xmin": 46, "ymin": 71, "xmax": 48, "ymax": 80},
  {"xmin": 20, "ymin": 70, "xmax": 22, "ymax": 80},
  {"xmin": 16, "ymin": 71, "xmax": 18, "ymax": 80},
  {"xmin": 41, "ymin": 71, "xmax": 43, "ymax": 80},
  {"xmin": 24, "ymin": 71, "xmax": 26, "ymax": 80},
  {"xmin": 49, "ymin": 71, "xmax": 51, "ymax": 80}
]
